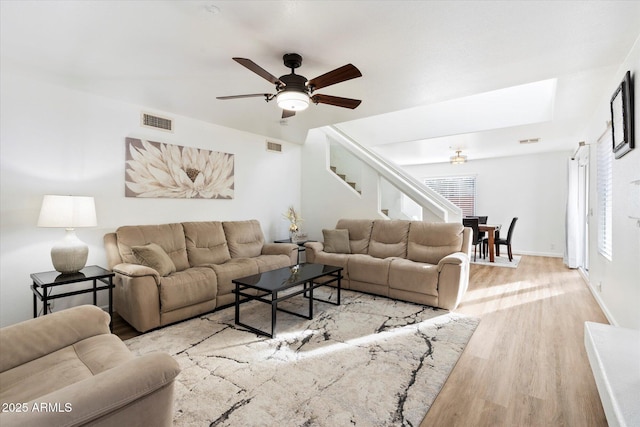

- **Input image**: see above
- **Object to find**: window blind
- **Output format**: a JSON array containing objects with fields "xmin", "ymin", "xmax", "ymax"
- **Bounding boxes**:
[
  {"xmin": 424, "ymin": 175, "xmax": 476, "ymax": 217},
  {"xmin": 597, "ymin": 137, "xmax": 613, "ymax": 260}
]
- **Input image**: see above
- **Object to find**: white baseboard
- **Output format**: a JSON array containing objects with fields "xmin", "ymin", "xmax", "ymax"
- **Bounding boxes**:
[
  {"xmin": 514, "ymin": 250, "xmax": 563, "ymax": 258},
  {"xmin": 580, "ymin": 269, "xmax": 618, "ymax": 326}
]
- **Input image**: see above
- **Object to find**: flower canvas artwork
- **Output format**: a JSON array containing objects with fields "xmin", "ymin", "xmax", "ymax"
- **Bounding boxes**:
[{"xmin": 125, "ymin": 138, "xmax": 234, "ymax": 199}]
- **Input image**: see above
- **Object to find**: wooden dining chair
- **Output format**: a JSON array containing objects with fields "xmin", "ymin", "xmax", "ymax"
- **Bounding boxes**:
[
  {"xmin": 495, "ymin": 217, "xmax": 518, "ymax": 261},
  {"xmin": 462, "ymin": 217, "xmax": 484, "ymax": 261}
]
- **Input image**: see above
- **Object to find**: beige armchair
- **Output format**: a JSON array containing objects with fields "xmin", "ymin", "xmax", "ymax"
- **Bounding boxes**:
[{"xmin": 0, "ymin": 305, "xmax": 180, "ymax": 427}]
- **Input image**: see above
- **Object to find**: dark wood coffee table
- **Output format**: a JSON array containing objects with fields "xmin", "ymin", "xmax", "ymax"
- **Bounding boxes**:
[{"xmin": 232, "ymin": 263, "xmax": 342, "ymax": 338}]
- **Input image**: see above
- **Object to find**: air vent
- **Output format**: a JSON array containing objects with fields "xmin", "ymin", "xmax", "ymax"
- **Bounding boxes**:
[
  {"xmin": 519, "ymin": 138, "xmax": 540, "ymax": 144},
  {"xmin": 266, "ymin": 141, "xmax": 282, "ymax": 153},
  {"xmin": 141, "ymin": 112, "xmax": 173, "ymax": 132}
]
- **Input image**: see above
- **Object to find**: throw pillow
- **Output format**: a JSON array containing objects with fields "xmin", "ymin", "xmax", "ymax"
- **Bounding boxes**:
[
  {"xmin": 131, "ymin": 243, "xmax": 176, "ymax": 277},
  {"xmin": 323, "ymin": 229, "xmax": 351, "ymax": 254}
]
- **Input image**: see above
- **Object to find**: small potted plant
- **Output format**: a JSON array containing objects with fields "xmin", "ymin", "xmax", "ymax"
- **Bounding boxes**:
[{"xmin": 283, "ymin": 206, "xmax": 303, "ymax": 242}]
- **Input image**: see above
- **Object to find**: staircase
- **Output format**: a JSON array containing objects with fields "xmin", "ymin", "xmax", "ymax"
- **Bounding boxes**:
[
  {"xmin": 324, "ymin": 125, "xmax": 462, "ymax": 222},
  {"xmin": 330, "ymin": 166, "xmax": 361, "ymax": 194}
]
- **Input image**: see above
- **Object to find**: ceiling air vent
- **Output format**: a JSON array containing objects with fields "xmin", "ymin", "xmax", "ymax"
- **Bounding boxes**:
[
  {"xmin": 519, "ymin": 138, "xmax": 540, "ymax": 144},
  {"xmin": 141, "ymin": 112, "xmax": 173, "ymax": 132},
  {"xmin": 266, "ymin": 141, "xmax": 282, "ymax": 153}
]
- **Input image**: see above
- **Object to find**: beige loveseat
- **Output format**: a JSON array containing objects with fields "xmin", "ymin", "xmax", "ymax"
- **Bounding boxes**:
[
  {"xmin": 305, "ymin": 219, "xmax": 472, "ymax": 310},
  {"xmin": 0, "ymin": 305, "xmax": 180, "ymax": 427},
  {"xmin": 104, "ymin": 220, "xmax": 298, "ymax": 332}
]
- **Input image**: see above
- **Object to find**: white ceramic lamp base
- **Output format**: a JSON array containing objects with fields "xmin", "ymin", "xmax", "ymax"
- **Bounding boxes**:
[{"xmin": 50, "ymin": 228, "xmax": 89, "ymax": 274}]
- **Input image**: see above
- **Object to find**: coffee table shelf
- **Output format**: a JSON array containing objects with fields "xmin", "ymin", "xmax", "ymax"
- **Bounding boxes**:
[{"xmin": 232, "ymin": 263, "xmax": 342, "ymax": 338}]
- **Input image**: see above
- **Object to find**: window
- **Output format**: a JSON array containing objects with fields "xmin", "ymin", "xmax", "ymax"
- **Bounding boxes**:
[
  {"xmin": 597, "ymin": 136, "xmax": 613, "ymax": 260},
  {"xmin": 424, "ymin": 175, "xmax": 476, "ymax": 217}
]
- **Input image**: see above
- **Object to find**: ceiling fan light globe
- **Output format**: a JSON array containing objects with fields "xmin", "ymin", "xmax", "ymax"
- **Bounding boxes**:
[{"xmin": 276, "ymin": 91, "xmax": 309, "ymax": 111}]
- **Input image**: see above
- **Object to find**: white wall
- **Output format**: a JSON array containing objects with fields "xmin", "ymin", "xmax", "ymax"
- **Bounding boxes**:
[
  {"xmin": 302, "ymin": 128, "xmax": 568, "ymax": 256},
  {"xmin": 584, "ymin": 37, "xmax": 640, "ymax": 329},
  {"xmin": 404, "ymin": 151, "xmax": 570, "ymax": 257},
  {"xmin": 301, "ymin": 129, "xmax": 386, "ymax": 239},
  {"xmin": 0, "ymin": 71, "xmax": 302, "ymax": 327}
]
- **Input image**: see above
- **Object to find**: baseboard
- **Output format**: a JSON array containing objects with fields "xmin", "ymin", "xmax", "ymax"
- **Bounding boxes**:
[
  {"xmin": 513, "ymin": 250, "xmax": 563, "ymax": 258},
  {"xmin": 580, "ymin": 270, "xmax": 618, "ymax": 327}
]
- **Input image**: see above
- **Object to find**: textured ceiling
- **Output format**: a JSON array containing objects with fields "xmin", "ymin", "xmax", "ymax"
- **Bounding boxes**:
[{"xmin": 2, "ymin": 1, "xmax": 639, "ymax": 163}]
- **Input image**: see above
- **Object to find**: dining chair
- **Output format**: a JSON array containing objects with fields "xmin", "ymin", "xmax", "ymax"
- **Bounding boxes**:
[
  {"xmin": 462, "ymin": 217, "xmax": 484, "ymax": 261},
  {"xmin": 494, "ymin": 217, "xmax": 518, "ymax": 261}
]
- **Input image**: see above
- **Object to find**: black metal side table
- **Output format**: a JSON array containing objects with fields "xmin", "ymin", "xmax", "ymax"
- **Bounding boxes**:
[{"xmin": 30, "ymin": 265, "xmax": 115, "ymax": 329}]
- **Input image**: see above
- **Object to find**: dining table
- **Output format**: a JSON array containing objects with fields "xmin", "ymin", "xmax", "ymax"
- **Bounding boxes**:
[{"xmin": 478, "ymin": 224, "xmax": 502, "ymax": 262}]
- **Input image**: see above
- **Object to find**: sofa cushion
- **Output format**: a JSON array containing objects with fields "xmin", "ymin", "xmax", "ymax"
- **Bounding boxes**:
[
  {"xmin": 131, "ymin": 243, "xmax": 176, "ymax": 277},
  {"xmin": 348, "ymin": 254, "xmax": 391, "ymax": 286},
  {"xmin": 388, "ymin": 258, "xmax": 439, "ymax": 297},
  {"xmin": 211, "ymin": 258, "xmax": 259, "ymax": 306},
  {"xmin": 407, "ymin": 222, "xmax": 465, "ymax": 265},
  {"xmin": 222, "ymin": 220, "xmax": 265, "ymax": 258},
  {"xmin": 0, "ymin": 334, "xmax": 132, "ymax": 404},
  {"xmin": 323, "ymin": 229, "xmax": 351, "ymax": 254},
  {"xmin": 158, "ymin": 267, "xmax": 217, "ymax": 313},
  {"xmin": 183, "ymin": 221, "xmax": 231, "ymax": 265},
  {"xmin": 368, "ymin": 220, "xmax": 410, "ymax": 259},
  {"xmin": 335, "ymin": 219, "xmax": 374, "ymax": 254},
  {"xmin": 116, "ymin": 223, "xmax": 190, "ymax": 272}
]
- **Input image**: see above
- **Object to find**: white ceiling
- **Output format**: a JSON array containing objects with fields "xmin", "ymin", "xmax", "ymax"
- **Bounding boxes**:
[{"xmin": 2, "ymin": 1, "xmax": 639, "ymax": 164}]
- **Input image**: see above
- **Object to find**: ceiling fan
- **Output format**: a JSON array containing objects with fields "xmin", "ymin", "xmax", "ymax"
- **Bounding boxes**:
[{"xmin": 217, "ymin": 53, "xmax": 362, "ymax": 118}]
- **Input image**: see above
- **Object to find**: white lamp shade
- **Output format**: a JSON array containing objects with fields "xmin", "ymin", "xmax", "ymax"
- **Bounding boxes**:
[
  {"xmin": 38, "ymin": 195, "xmax": 97, "ymax": 228},
  {"xmin": 276, "ymin": 91, "xmax": 310, "ymax": 111}
]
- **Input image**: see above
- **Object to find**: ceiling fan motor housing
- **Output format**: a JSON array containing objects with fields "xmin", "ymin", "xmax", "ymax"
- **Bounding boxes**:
[
  {"xmin": 278, "ymin": 73, "xmax": 308, "ymax": 94},
  {"xmin": 283, "ymin": 53, "xmax": 303, "ymax": 70}
]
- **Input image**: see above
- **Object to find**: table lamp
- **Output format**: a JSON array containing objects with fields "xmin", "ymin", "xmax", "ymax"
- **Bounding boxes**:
[{"xmin": 37, "ymin": 195, "xmax": 97, "ymax": 274}]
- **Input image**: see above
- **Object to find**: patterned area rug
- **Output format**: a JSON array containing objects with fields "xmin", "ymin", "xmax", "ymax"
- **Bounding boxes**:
[
  {"xmin": 471, "ymin": 254, "xmax": 521, "ymax": 268},
  {"xmin": 125, "ymin": 288, "xmax": 479, "ymax": 427}
]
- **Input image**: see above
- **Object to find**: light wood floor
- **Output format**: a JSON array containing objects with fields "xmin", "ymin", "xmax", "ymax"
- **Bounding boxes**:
[
  {"xmin": 113, "ymin": 256, "xmax": 609, "ymax": 426},
  {"xmin": 421, "ymin": 256, "xmax": 608, "ymax": 426}
]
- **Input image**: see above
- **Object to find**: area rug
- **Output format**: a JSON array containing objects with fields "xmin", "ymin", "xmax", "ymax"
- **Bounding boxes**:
[
  {"xmin": 125, "ymin": 288, "xmax": 480, "ymax": 427},
  {"xmin": 471, "ymin": 254, "xmax": 521, "ymax": 268}
]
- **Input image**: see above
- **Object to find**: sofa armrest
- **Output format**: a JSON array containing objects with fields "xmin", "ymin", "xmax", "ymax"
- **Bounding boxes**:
[
  {"xmin": 262, "ymin": 243, "xmax": 298, "ymax": 265},
  {"xmin": 113, "ymin": 263, "xmax": 160, "ymax": 285},
  {"xmin": 0, "ymin": 352, "xmax": 181, "ymax": 427},
  {"xmin": 437, "ymin": 252, "xmax": 468, "ymax": 272},
  {"xmin": 262, "ymin": 242, "xmax": 297, "ymax": 255},
  {"xmin": 305, "ymin": 241, "xmax": 324, "ymax": 252},
  {"xmin": 303, "ymin": 241, "xmax": 325, "ymax": 264},
  {"xmin": 0, "ymin": 305, "xmax": 110, "ymax": 373},
  {"xmin": 436, "ymin": 252, "xmax": 470, "ymax": 310}
]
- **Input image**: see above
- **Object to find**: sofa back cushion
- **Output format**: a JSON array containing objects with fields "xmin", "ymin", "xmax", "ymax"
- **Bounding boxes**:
[
  {"xmin": 368, "ymin": 220, "xmax": 410, "ymax": 258},
  {"xmin": 183, "ymin": 221, "xmax": 231, "ymax": 265},
  {"xmin": 222, "ymin": 220, "xmax": 265, "ymax": 258},
  {"xmin": 407, "ymin": 222, "xmax": 465, "ymax": 264},
  {"xmin": 116, "ymin": 223, "xmax": 190, "ymax": 272},
  {"xmin": 335, "ymin": 219, "xmax": 374, "ymax": 254}
]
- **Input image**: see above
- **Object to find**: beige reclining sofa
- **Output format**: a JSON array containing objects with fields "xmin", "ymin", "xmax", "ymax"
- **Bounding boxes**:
[
  {"xmin": 305, "ymin": 219, "xmax": 472, "ymax": 310},
  {"xmin": 104, "ymin": 220, "xmax": 297, "ymax": 332},
  {"xmin": 0, "ymin": 305, "xmax": 180, "ymax": 427}
]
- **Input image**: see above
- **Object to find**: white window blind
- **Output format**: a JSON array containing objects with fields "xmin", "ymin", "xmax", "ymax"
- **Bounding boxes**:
[
  {"xmin": 424, "ymin": 176, "xmax": 476, "ymax": 217},
  {"xmin": 597, "ymin": 136, "xmax": 613, "ymax": 260}
]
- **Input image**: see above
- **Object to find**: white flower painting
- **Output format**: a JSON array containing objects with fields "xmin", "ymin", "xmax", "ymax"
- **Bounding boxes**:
[{"xmin": 125, "ymin": 138, "xmax": 234, "ymax": 199}]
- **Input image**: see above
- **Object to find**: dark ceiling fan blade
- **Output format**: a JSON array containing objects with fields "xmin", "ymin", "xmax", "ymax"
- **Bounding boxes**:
[
  {"xmin": 311, "ymin": 94, "xmax": 362, "ymax": 109},
  {"xmin": 282, "ymin": 110, "xmax": 296, "ymax": 119},
  {"xmin": 233, "ymin": 58, "xmax": 283, "ymax": 86},
  {"xmin": 308, "ymin": 64, "xmax": 362, "ymax": 91},
  {"xmin": 216, "ymin": 93, "xmax": 272, "ymax": 100}
]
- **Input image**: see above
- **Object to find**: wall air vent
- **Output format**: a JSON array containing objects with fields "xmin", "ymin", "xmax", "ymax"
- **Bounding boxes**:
[
  {"xmin": 141, "ymin": 112, "xmax": 174, "ymax": 132},
  {"xmin": 266, "ymin": 141, "xmax": 282, "ymax": 153},
  {"xmin": 519, "ymin": 138, "xmax": 540, "ymax": 144}
]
